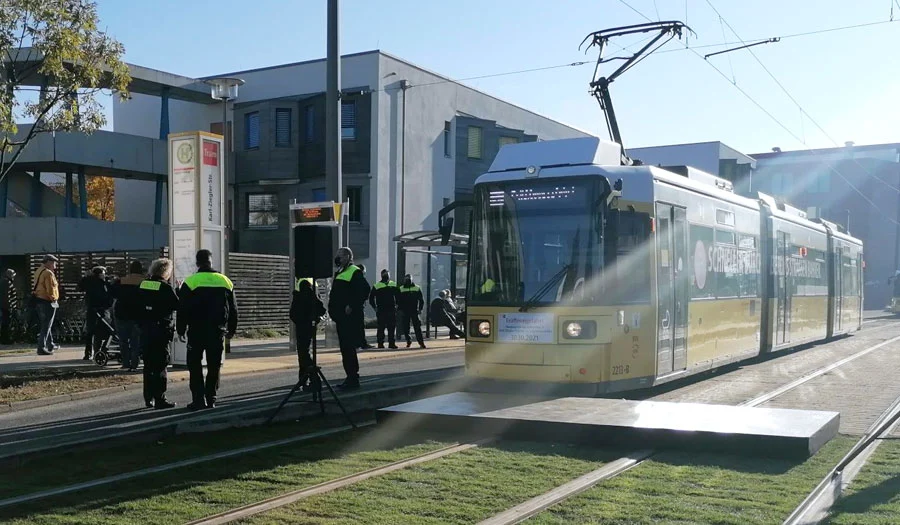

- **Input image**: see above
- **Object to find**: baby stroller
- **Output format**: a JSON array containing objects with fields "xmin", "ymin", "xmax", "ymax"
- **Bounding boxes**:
[{"xmin": 90, "ymin": 310, "xmax": 121, "ymax": 367}]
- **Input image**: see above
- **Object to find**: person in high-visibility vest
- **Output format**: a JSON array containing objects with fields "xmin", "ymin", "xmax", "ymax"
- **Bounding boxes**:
[
  {"xmin": 327, "ymin": 247, "xmax": 370, "ymax": 390},
  {"xmin": 137, "ymin": 258, "xmax": 179, "ymax": 410},
  {"xmin": 290, "ymin": 277, "xmax": 326, "ymax": 390},
  {"xmin": 176, "ymin": 250, "xmax": 239, "ymax": 410},
  {"xmin": 368, "ymin": 269, "xmax": 399, "ymax": 349},
  {"xmin": 397, "ymin": 274, "xmax": 426, "ymax": 349}
]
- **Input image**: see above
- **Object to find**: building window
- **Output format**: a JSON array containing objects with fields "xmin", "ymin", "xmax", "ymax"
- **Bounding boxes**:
[
  {"xmin": 275, "ymin": 108, "xmax": 291, "ymax": 147},
  {"xmin": 467, "ymin": 126, "xmax": 483, "ymax": 159},
  {"xmin": 499, "ymin": 136, "xmax": 519, "ymax": 148},
  {"xmin": 305, "ymin": 106, "xmax": 315, "ymax": 144},
  {"xmin": 347, "ymin": 186, "xmax": 362, "ymax": 223},
  {"xmin": 312, "ymin": 187, "xmax": 326, "ymax": 201},
  {"xmin": 341, "ymin": 101, "xmax": 356, "ymax": 140},
  {"xmin": 247, "ymin": 193, "xmax": 278, "ymax": 228},
  {"xmin": 245, "ymin": 112, "xmax": 260, "ymax": 149},
  {"xmin": 443, "ymin": 121, "xmax": 452, "ymax": 157}
]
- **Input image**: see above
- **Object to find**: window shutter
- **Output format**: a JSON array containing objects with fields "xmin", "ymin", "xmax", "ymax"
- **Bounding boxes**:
[
  {"xmin": 341, "ymin": 101, "xmax": 356, "ymax": 140},
  {"xmin": 467, "ymin": 126, "xmax": 482, "ymax": 159},
  {"xmin": 245, "ymin": 112, "xmax": 260, "ymax": 149},
  {"xmin": 499, "ymin": 136, "xmax": 519, "ymax": 147},
  {"xmin": 275, "ymin": 109, "xmax": 291, "ymax": 146}
]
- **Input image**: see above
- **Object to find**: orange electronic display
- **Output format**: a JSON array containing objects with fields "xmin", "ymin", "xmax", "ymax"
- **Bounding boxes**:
[{"xmin": 291, "ymin": 204, "xmax": 336, "ymax": 224}]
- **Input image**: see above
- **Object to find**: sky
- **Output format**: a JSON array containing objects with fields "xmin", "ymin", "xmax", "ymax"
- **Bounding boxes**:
[{"xmin": 91, "ymin": 0, "xmax": 900, "ymax": 155}]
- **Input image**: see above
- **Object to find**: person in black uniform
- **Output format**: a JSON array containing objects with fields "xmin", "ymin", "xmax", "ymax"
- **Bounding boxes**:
[
  {"xmin": 78, "ymin": 266, "xmax": 113, "ymax": 360},
  {"xmin": 369, "ymin": 269, "xmax": 399, "ymax": 349},
  {"xmin": 397, "ymin": 274, "xmax": 426, "ymax": 349},
  {"xmin": 290, "ymin": 277, "xmax": 326, "ymax": 391},
  {"xmin": 137, "ymin": 258, "xmax": 178, "ymax": 409},
  {"xmin": 328, "ymin": 247, "xmax": 370, "ymax": 390},
  {"xmin": 177, "ymin": 249, "xmax": 238, "ymax": 411}
]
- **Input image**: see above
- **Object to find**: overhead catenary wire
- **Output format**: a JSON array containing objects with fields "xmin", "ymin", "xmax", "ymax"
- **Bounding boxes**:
[{"xmin": 615, "ymin": 0, "xmax": 900, "ymax": 227}]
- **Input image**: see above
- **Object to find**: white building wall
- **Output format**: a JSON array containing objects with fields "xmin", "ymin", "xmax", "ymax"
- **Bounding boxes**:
[{"xmin": 374, "ymin": 53, "xmax": 590, "ymax": 276}]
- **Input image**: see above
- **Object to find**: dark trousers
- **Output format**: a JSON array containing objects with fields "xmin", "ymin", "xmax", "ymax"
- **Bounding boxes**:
[
  {"xmin": 335, "ymin": 318, "xmax": 360, "ymax": 381},
  {"xmin": 440, "ymin": 320, "xmax": 466, "ymax": 339},
  {"xmin": 398, "ymin": 310, "xmax": 424, "ymax": 345},
  {"xmin": 117, "ymin": 319, "xmax": 142, "ymax": 369},
  {"xmin": 84, "ymin": 307, "xmax": 107, "ymax": 355},
  {"xmin": 0, "ymin": 307, "xmax": 10, "ymax": 344},
  {"xmin": 187, "ymin": 329, "xmax": 225, "ymax": 404},
  {"xmin": 296, "ymin": 324, "xmax": 314, "ymax": 378},
  {"xmin": 36, "ymin": 301, "xmax": 56, "ymax": 352},
  {"xmin": 376, "ymin": 310, "xmax": 396, "ymax": 345},
  {"xmin": 142, "ymin": 323, "xmax": 170, "ymax": 403}
]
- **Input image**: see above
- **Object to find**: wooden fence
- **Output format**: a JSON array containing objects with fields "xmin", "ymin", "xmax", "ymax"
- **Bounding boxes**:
[{"xmin": 27, "ymin": 250, "xmax": 292, "ymax": 334}]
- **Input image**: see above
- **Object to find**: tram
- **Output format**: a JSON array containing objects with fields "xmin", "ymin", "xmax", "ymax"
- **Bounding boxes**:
[{"xmin": 464, "ymin": 137, "xmax": 863, "ymax": 394}]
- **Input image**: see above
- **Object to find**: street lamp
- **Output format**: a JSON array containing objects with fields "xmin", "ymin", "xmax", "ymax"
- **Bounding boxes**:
[{"xmin": 205, "ymin": 77, "xmax": 244, "ymax": 147}]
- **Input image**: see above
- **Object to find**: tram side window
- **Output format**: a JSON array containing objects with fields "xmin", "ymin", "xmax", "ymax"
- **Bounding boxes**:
[
  {"xmin": 843, "ymin": 255, "xmax": 857, "ymax": 296},
  {"xmin": 738, "ymin": 234, "xmax": 759, "ymax": 297},
  {"xmin": 604, "ymin": 209, "xmax": 651, "ymax": 304},
  {"xmin": 715, "ymin": 228, "xmax": 739, "ymax": 298}
]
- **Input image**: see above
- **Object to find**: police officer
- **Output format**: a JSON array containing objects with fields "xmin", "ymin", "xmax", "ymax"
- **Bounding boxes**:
[
  {"xmin": 138, "ymin": 258, "xmax": 178, "ymax": 409},
  {"xmin": 177, "ymin": 249, "xmax": 238, "ymax": 411},
  {"xmin": 369, "ymin": 269, "xmax": 399, "ymax": 349},
  {"xmin": 397, "ymin": 274, "xmax": 425, "ymax": 349},
  {"xmin": 290, "ymin": 277, "xmax": 326, "ymax": 390},
  {"xmin": 328, "ymin": 247, "xmax": 370, "ymax": 390}
]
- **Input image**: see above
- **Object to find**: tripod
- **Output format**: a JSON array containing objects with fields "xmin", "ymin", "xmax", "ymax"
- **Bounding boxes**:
[{"xmin": 267, "ymin": 319, "xmax": 356, "ymax": 427}]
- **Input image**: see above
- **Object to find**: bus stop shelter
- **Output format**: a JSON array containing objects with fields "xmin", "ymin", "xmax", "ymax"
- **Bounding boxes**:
[{"xmin": 393, "ymin": 230, "xmax": 468, "ymax": 336}]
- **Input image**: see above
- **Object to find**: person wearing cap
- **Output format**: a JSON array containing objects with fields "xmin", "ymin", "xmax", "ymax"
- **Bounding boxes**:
[
  {"xmin": 0, "ymin": 269, "xmax": 17, "ymax": 345},
  {"xmin": 290, "ymin": 277, "xmax": 326, "ymax": 391},
  {"xmin": 78, "ymin": 266, "xmax": 113, "ymax": 361},
  {"xmin": 328, "ymin": 247, "xmax": 370, "ymax": 390},
  {"xmin": 368, "ymin": 269, "xmax": 399, "ymax": 349},
  {"xmin": 176, "ymin": 249, "xmax": 238, "ymax": 411},
  {"xmin": 33, "ymin": 255, "xmax": 60, "ymax": 355},
  {"xmin": 137, "ymin": 258, "xmax": 178, "ymax": 409},
  {"xmin": 397, "ymin": 274, "xmax": 426, "ymax": 349}
]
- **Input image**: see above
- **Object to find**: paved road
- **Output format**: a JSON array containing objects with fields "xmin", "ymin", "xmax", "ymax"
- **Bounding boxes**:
[{"xmin": 0, "ymin": 349, "xmax": 464, "ymax": 457}]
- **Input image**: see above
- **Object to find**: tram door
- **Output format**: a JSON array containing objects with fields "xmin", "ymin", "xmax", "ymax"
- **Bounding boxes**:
[
  {"xmin": 656, "ymin": 204, "xmax": 689, "ymax": 376},
  {"xmin": 833, "ymin": 247, "xmax": 843, "ymax": 332},
  {"xmin": 775, "ymin": 231, "xmax": 792, "ymax": 345}
]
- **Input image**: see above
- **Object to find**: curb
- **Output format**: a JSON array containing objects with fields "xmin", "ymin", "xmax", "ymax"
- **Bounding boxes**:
[{"xmin": 0, "ymin": 346, "xmax": 464, "ymax": 414}]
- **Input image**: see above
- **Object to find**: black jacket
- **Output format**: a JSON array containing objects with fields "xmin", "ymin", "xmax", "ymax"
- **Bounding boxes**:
[
  {"xmin": 137, "ymin": 278, "xmax": 179, "ymax": 328},
  {"xmin": 430, "ymin": 298, "xmax": 458, "ymax": 325},
  {"xmin": 78, "ymin": 275, "xmax": 112, "ymax": 310},
  {"xmin": 110, "ymin": 273, "xmax": 145, "ymax": 321},
  {"xmin": 176, "ymin": 267, "xmax": 238, "ymax": 337},
  {"xmin": 368, "ymin": 279, "xmax": 399, "ymax": 312},
  {"xmin": 290, "ymin": 279, "xmax": 326, "ymax": 327},
  {"xmin": 327, "ymin": 265, "xmax": 370, "ymax": 321},
  {"xmin": 397, "ymin": 282, "xmax": 424, "ymax": 314}
]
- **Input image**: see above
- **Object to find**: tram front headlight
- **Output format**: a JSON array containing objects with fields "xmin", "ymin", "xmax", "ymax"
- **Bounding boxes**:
[
  {"xmin": 564, "ymin": 322, "xmax": 583, "ymax": 338},
  {"xmin": 469, "ymin": 319, "xmax": 491, "ymax": 338}
]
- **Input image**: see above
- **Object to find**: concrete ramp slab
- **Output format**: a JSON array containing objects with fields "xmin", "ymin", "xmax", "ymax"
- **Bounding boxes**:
[{"xmin": 376, "ymin": 392, "xmax": 839, "ymax": 457}]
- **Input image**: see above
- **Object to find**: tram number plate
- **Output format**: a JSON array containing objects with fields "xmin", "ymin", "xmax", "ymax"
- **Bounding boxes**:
[
  {"xmin": 497, "ymin": 313, "xmax": 554, "ymax": 344},
  {"xmin": 612, "ymin": 365, "xmax": 631, "ymax": 376}
]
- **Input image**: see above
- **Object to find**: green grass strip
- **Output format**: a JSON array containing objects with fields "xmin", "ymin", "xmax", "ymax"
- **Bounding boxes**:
[
  {"xmin": 242, "ymin": 441, "xmax": 622, "ymax": 525},
  {"xmin": 0, "ymin": 428, "xmax": 448, "ymax": 525},
  {"xmin": 826, "ymin": 439, "xmax": 900, "ymax": 524},
  {"xmin": 527, "ymin": 436, "xmax": 856, "ymax": 525}
]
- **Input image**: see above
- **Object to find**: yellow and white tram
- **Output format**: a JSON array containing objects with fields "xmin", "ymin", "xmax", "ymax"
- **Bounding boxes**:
[{"xmin": 464, "ymin": 137, "xmax": 863, "ymax": 394}]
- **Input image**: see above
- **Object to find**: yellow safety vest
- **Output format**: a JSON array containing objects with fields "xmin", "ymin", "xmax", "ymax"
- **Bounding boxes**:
[
  {"xmin": 373, "ymin": 280, "xmax": 397, "ymax": 290},
  {"xmin": 335, "ymin": 265, "xmax": 359, "ymax": 282},
  {"xmin": 481, "ymin": 279, "xmax": 496, "ymax": 293},
  {"xmin": 183, "ymin": 272, "xmax": 234, "ymax": 291},
  {"xmin": 400, "ymin": 285, "xmax": 421, "ymax": 293}
]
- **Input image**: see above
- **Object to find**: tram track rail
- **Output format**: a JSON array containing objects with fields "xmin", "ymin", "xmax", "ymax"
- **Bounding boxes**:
[
  {"xmin": 477, "ymin": 332, "xmax": 900, "ymax": 525},
  {"xmin": 2, "ymin": 322, "xmax": 896, "ymax": 523}
]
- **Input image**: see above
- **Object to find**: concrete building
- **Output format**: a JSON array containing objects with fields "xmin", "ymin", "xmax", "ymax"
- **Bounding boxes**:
[
  {"xmin": 751, "ymin": 143, "xmax": 900, "ymax": 309},
  {"xmin": 113, "ymin": 50, "xmax": 590, "ymax": 281},
  {"xmin": 627, "ymin": 141, "xmax": 756, "ymax": 189}
]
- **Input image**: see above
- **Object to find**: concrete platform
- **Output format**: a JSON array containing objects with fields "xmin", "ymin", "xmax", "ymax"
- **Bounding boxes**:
[{"xmin": 376, "ymin": 392, "xmax": 840, "ymax": 457}]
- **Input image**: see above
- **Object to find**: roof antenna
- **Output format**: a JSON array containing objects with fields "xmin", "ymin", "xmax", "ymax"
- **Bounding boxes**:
[{"xmin": 580, "ymin": 21, "xmax": 694, "ymax": 166}]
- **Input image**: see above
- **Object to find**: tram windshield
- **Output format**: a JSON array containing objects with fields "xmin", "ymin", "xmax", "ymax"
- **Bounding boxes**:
[{"xmin": 468, "ymin": 177, "xmax": 604, "ymax": 307}]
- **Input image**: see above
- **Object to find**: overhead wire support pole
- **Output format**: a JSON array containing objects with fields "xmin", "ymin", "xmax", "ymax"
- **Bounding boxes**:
[
  {"xmin": 704, "ymin": 38, "xmax": 780, "ymax": 60},
  {"xmin": 580, "ymin": 21, "xmax": 694, "ymax": 165}
]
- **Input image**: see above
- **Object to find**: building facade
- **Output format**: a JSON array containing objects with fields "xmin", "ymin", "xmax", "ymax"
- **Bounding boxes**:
[{"xmin": 113, "ymin": 50, "xmax": 589, "ymax": 281}]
